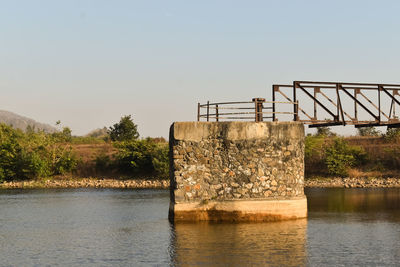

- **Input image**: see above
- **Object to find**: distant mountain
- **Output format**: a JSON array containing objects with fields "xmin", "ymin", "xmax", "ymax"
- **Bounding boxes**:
[
  {"xmin": 85, "ymin": 127, "xmax": 109, "ymax": 138},
  {"xmin": 0, "ymin": 110, "xmax": 57, "ymax": 133}
]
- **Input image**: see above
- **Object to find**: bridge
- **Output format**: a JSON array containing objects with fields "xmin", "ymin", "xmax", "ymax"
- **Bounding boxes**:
[
  {"xmin": 197, "ymin": 81, "xmax": 400, "ymax": 128},
  {"xmin": 170, "ymin": 80, "xmax": 400, "ymax": 223}
]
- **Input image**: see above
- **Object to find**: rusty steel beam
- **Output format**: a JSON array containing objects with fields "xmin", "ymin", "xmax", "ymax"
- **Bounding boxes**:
[
  {"xmin": 336, "ymin": 84, "xmax": 346, "ymax": 125},
  {"xmin": 296, "ymin": 81, "xmax": 400, "ymax": 87},
  {"xmin": 293, "ymin": 81, "xmax": 298, "ymax": 121},
  {"xmin": 357, "ymin": 91, "xmax": 390, "ymax": 120},
  {"xmin": 387, "ymin": 123, "xmax": 400, "ymax": 128},
  {"xmin": 275, "ymin": 88, "xmax": 313, "ymax": 120},
  {"xmin": 354, "ymin": 123, "xmax": 387, "ymax": 128},
  {"xmin": 340, "ymin": 86, "xmax": 380, "ymax": 121},
  {"xmin": 295, "ymin": 82, "xmax": 337, "ymax": 120},
  {"xmin": 308, "ymin": 122, "xmax": 344, "ymax": 128},
  {"xmin": 272, "ymin": 85, "xmax": 277, "ymax": 121}
]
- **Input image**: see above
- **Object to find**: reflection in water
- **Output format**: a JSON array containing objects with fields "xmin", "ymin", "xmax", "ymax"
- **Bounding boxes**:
[
  {"xmin": 2, "ymin": 188, "xmax": 400, "ymax": 265},
  {"xmin": 306, "ymin": 188, "xmax": 400, "ymax": 266},
  {"xmin": 170, "ymin": 219, "xmax": 307, "ymax": 267},
  {"xmin": 306, "ymin": 188, "xmax": 400, "ymax": 221}
]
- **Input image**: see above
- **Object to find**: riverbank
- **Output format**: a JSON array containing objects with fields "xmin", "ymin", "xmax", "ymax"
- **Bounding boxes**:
[
  {"xmin": 1, "ymin": 176, "xmax": 400, "ymax": 189},
  {"xmin": 0, "ymin": 178, "xmax": 169, "ymax": 189},
  {"xmin": 305, "ymin": 177, "xmax": 400, "ymax": 188}
]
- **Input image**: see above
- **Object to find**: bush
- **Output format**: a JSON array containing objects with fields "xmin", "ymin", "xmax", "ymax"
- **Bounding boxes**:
[
  {"xmin": 384, "ymin": 128, "xmax": 400, "ymax": 141},
  {"xmin": 325, "ymin": 138, "xmax": 366, "ymax": 176},
  {"xmin": 0, "ymin": 123, "xmax": 78, "ymax": 182},
  {"xmin": 382, "ymin": 147, "xmax": 400, "ymax": 169},
  {"xmin": 357, "ymin": 127, "xmax": 380, "ymax": 136},
  {"xmin": 152, "ymin": 143, "xmax": 169, "ymax": 177},
  {"xmin": 114, "ymin": 138, "xmax": 169, "ymax": 177},
  {"xmin": 53, "ymin": 147, "xmax": 78, "ymax": 175},
  {"xmin": 305, "ymin": 135, "xmax": 325, "ymax": 163},
  {"xmin": 316, "ymin": 126, "xmax": 335, "ymax": 137},
  {"xmin": 95, "ymin": 153, "xmax": 113, "ymax": 173},
  {"xmin": 52, "ymin": 127, "xmax": 72, "ymax": 142}
]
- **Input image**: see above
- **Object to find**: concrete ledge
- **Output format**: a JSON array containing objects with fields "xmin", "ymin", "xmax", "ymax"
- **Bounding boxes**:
[
  {"xmin": 172, "ymin": 121, "xmax": 304, "ymax": 142},
  {"xmin": 169, "ymin": 196, "xmax": 307, "ymax": 222}
]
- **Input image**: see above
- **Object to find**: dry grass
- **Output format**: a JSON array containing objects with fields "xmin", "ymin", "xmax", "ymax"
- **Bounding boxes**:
[
  {"xmin": 70, "ymin": 143, "xmax": 118, "ymax": 178},
  {"xmin": 72, "ymin": 143, "xmax": 117, "ymax": 162},
  {"xmin": 345, "ymin": 168, "xmax": 397, "ymax": 178}
]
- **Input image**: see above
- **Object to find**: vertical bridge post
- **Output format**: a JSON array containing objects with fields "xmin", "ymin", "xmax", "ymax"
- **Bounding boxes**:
[{"xmin": 252, "ymin": 98, "xmax": 265, "ymax": 122}]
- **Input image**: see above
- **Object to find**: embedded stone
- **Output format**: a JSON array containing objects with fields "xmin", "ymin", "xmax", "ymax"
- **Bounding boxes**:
[
  {"xmin": 231, "ymin": 182, "xmax": 240, "ymax": 188},
  {"xmin": 245, "ymin": 183, "xmax": 253, "ymax": 189}
]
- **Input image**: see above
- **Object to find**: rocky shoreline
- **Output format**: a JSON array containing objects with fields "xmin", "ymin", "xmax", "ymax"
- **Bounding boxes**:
[
  {"xmin": 305, "ymin": 177, "xmax": 400, "ymax": 188},
  {"xmin": 1, "ymin": 177, "xmax": 400, "ymax": 189},
  {"xmin": 0, "ymin": 178, "xmax": 170, "ymax": 189}
]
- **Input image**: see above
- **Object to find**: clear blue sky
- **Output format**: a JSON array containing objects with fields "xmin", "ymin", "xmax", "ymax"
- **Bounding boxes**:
[{"xmin": 1, "ymin": 0, "xmax": 400, "ymax": 137}]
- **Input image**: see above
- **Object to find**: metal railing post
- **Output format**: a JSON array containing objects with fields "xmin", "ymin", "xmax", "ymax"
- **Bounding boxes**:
[
  {"xmin": 378, "ymin": 85, "xmax": 382, "ymax": 123},
  {"xmin": 216, "ymin": 104, "xmax": 219, "ymax": 122},
  {"xmin": 206, "ymin": 101, "xmax": 210, "ymax": 122},
  {"xmin": 197, "ymin": 103, "xmax": 200, "ymax": 121},
  {"xmin": 252, "ymin": 98, "xmax": 265, "ymax": 122},
  {"xmin": 272, "ymin": 85, "xmax": 276, "ymax": 121},
  {"xmin": 293, "ymin": 81, "xmax": 298, "ymax": 121}
]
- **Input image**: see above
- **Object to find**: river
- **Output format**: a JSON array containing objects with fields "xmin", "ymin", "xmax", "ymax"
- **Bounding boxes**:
[{"xmin": 1, "ymin": 188, "xmax": 400, "ymax": 266}]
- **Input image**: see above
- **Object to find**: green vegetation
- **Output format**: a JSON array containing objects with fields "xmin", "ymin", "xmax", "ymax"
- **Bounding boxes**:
[
  {"xmin": 0, "ymin": 124, "xmax": 77, "ymax": 182},
  {"xmin": 357, "ymin": 126, "xmax": 380, "ymax": 136},
  {"xmin": 384, "ymin": 128, "xmax": 400, "ymax": 141},
  {"xmin": 316, "ymin": 126, "xmax": 336, "ymax": 137},
  {"xmin": 114, "ymin": 138, "xmax": 169, "ymax": 177},
  {"xmin": 3, "ymin": 113, "xmax": 400, "ymax": 183},
  {"xmin": 305, "ymin": 127, "xmax": 400, "ymax": 177},
  {"xmin": 0, "ymin": 114, "xmax": 169, "ymax": 183},
  {"xmin": 305, "ymin": 135, "xmax": 367, "ymax": 177},
  {"xmin": 325, "ymin": 138, "xmax": 366, "ymax": 176},
  {"xmin": 108, "ymin": 115, "xmax": 139, "ymax": 141}
]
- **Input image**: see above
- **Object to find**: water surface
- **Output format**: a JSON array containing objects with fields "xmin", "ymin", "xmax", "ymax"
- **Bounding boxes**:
[{"xmin": 0, "ymin": 188, "xmax": 400, "ymax": 266}]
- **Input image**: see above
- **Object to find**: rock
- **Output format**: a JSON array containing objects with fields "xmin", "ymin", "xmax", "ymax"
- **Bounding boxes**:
[
  {"xmin": 243, "ymin": 169, "xmax": 251, "ymax": 176},
  {"xmin": 264, "ymin": 190, "xmax": 272, "ymax": 197},
  {"xmin": 245, "ymin": 183, "xmax": 253, "ymax": 189},
  {"xmin": 231, "ymin": 182, "xmax": 240, "ymax": 188}
]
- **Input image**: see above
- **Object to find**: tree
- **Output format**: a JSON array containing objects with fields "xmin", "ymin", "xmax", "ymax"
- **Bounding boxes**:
[
  {"xmin": 357, "ymin": 127, "xmax": 380, "ymax": 136},
  {"xmin": 108, "ymin": 115, "xmax": 139, "ymax": 141},
  {"xmin": 384, "ymin": 128, "xmax": 400, "ymax": 141},
  {"xmin": 316, "ymin": 126, "xmax": 335, "ymax": 137}
]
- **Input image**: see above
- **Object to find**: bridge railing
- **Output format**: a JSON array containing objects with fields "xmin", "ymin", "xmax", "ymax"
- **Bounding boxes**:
[
  {"xmin": 197, "ymin": 98, "xmax": 296, "ymax": 122},
  {"xmin": 197, "ymin": 81, "xmax": 400, "ymax": 127},
  {"xmin": 273, "ymin": 81, "xmax": 400, "ymax": 128}
]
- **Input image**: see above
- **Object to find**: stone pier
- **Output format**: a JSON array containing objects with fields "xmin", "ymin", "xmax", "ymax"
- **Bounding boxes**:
[{"xmin": 168, "ymin": 121, "xmax": 307, "ymax": 222}]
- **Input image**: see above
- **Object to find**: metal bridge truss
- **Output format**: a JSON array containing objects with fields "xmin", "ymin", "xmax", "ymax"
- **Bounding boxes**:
[
  {"xmin": 273, "ymin": 81, "xmax": 400, "ymax": 128},
  {"xmin": 197, "ymin": 81, "xmax": 400, "ymax": 128}
]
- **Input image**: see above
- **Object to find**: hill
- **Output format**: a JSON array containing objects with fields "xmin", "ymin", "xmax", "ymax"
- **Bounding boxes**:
[{"xmin": 0, "ymin": 110, "xmax": 57, "ymax": 133}]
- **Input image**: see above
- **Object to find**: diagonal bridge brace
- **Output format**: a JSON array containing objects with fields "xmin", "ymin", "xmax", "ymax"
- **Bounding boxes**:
[
  {"xmin": 294, "ymin": 82, "xmax": 338, "ymax": 121},
  {"xmin": 340, "ymin": 85, "xmax": 380, "ymax": 122}
]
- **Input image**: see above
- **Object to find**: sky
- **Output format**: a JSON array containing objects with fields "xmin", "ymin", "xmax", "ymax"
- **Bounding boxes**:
[{"xmin": 1, "ymin": 0, "xmax": 400, "ymax": 137}]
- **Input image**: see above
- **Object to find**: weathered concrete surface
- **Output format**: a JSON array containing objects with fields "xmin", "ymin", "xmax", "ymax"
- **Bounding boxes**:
[
  {"xmin": 171, "ymin": 197, "xmax": 307, "ymax": 222},
  {"xmin": 172, "ymin": 121, "xmax": 304, "ymax": 141},
  {"xmin": 169, "ymin": 121, "xmax": 306, "ymax": 222}
]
